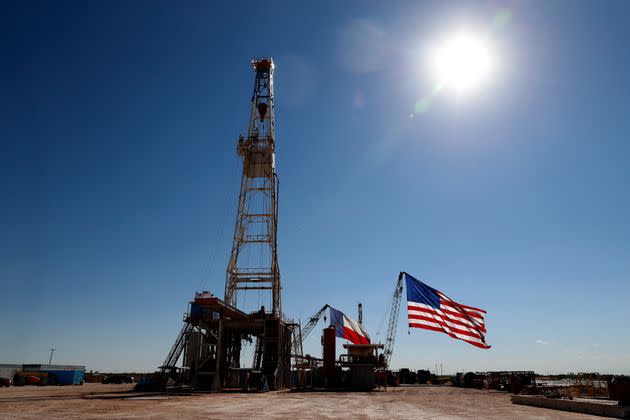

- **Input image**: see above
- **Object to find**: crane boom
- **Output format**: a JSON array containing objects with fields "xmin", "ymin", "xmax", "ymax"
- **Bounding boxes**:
[
  {"xmin": 301, "ymin": 304, "xmax": 330, "ymax": 342},
  {"xmin": 292, "ymin": 304, "xmax": 329, "ymax": 358},
  {"xmin": 383, "ymin": 272, "xmax": 404, "ymax": 367}
]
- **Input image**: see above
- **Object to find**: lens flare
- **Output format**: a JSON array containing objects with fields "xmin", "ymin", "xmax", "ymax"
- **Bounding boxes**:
[{"xmin": 429, "ymin": 31, "xmax": 495, "ymax": 95}]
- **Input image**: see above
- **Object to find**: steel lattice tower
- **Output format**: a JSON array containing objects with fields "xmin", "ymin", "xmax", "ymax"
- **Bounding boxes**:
[{"xmin": 225, "ymin": 58, "xmax": 281, "ymax": 317}]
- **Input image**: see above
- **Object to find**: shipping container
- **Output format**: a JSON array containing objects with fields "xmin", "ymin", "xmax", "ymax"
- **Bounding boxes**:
[{"xmin": 41, "ymin": 369, "xmax": 84, "ymax": 385}]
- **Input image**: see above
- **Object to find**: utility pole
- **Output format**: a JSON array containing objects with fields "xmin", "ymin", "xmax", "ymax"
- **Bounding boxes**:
[{"xmin": 48, "ymin": 348, "xmax": 55, "ymax": 365}]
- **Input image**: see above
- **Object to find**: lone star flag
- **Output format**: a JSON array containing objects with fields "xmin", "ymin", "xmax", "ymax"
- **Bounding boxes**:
[
  {"xmin": 405, "ymin": 273, "xmax": 490, "ymax": 349},
  {"xmin": 329, "ymin": 306, "xmax": 370, "ymax": 345}
]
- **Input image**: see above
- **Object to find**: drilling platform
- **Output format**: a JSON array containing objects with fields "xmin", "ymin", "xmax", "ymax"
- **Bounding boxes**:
[{"xmin": 161, "ymin": 58, "xmax": 295, "ymax": 391}]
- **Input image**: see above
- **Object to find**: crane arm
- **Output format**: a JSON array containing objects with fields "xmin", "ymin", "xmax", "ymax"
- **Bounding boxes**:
[
  {"xmin": 292, "ymin": 304, "xmax": 330, "ymax": 360},
  {"xmin": 301, "ymin": 304, "xmax": 330, "ymax": 342},
  {"xmin": 383, "ymin": 272, "xmax": 404, "ymax": 367}
]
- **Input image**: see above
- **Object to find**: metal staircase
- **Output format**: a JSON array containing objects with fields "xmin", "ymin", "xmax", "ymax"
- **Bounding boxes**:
[{"xmin": 162, "ymin": 323, "xmax": 193, "ymax": 370}]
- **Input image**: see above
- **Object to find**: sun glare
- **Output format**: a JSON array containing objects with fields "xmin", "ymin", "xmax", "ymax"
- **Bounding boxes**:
[{"xmin": 429, "ymin": 31, "xmax": 495, "ymax": 95}]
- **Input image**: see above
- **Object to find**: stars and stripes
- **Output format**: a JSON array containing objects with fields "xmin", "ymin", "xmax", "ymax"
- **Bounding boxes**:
[{"xmin": 405, "ymin": 273, "xmax": 490, "ymax": 349}]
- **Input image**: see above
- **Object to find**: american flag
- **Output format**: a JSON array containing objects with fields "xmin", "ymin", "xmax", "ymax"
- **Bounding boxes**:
[{"xmin": 405, "ymin": 273, "xmax": 490, "ymax": 349}]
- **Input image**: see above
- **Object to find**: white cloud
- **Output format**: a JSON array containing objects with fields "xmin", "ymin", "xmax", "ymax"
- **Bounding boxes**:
[{"xmin": 536, "ymin": 339, "xmax": 549, "ymax": 345}]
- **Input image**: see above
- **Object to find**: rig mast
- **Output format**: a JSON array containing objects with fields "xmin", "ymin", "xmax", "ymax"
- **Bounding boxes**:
[
  {"xmin": 161, "ymin": 58, "xmax": 293, "ymax": 391},
  {"xmin": 225, "ymin": 58, "xmax": 281, "ymax": 317}
]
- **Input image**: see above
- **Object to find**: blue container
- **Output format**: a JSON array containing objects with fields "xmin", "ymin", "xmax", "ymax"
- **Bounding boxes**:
[
  {"xmin": 189, "ymin": 303, "xmax": 218, "ymax": 320},
  {"xmin": 42, "ymin": 369, "xmax": 84, "ymax": 385}
]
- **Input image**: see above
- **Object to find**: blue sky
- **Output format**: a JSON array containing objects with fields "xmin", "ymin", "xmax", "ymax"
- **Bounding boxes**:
[{"xmin": 2, "ymin": 1, "xmax": 629, "ymax": 374}]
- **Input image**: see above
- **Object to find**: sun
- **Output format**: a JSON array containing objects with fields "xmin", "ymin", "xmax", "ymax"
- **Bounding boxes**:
[{"xmin": 429, "ymin": 30, "xmax": 495, "ymax": 95}]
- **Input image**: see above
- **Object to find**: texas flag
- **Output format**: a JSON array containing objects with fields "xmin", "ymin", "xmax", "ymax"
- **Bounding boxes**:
[{"xmin": 329, "ymin": 307, "xmax": 370, "ymax": 345}]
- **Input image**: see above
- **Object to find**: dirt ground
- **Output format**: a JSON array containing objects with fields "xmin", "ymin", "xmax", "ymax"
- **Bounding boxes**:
[{"xmin": 0, "ymin": 383, "xmax": 606, "ymax": 419}]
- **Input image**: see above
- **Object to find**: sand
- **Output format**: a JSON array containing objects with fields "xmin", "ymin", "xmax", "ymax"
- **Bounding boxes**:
[{"xmin": 0, "ymin": 383, "xmax": 606, "ymax": 419}]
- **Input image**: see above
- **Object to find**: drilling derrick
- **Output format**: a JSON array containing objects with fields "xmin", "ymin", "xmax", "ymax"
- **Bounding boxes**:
[
  {"xmin": 161, "ymin": 58, "xmax": 294, "ymax": 391},
  {"xmin": 225, "ymin": 58, "xmax": 281, "ymax": 317}
]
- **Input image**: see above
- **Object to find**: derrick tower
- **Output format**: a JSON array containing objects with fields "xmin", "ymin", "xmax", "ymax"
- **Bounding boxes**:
[
  {"xmin": 225, "ymin": 58, "xmax": 281, "ymax": 317},
  {"xmin": 160, "ymin": 58, "xmax": 292, "ymax": 391}
]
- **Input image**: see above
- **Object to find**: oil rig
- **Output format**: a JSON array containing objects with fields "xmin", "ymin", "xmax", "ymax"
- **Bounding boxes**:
[
  {"xmin": 160, "ymin": 58, "xmax": 295, "ymax": 390},
  {"xmin": 158, "ymin": 58, "xmax": 392, "ymax": 392}
]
